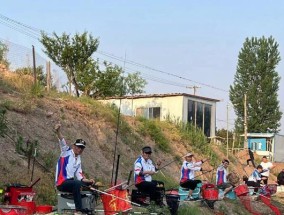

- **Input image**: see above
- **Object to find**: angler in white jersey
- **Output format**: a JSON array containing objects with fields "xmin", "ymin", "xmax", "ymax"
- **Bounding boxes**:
[
  {"xmin": 180, "ymin": 153, "xmax": 208, "ymax": 200},
  {"xmin": 54, "ymin": 124, "xmax": 95, "ymax": 215},
  {"xmin": 134, "ymin": 146, "xmax": 163, "ymax": 205}
]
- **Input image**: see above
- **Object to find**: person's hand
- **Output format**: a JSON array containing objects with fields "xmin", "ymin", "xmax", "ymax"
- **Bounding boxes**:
[
  {"xmin": 202, "ymin": 158, "xmax": 209, "ymax": 163},
  {"xmin": 54, "ymin": 123, "xmax": 61, "ymax": 133},
  {"xmin": 156, "ymin": 159, "xmax": 162, "ymax": 167},
  {"xmin": 145, "ymin": 171, "xmax": 156, "ymax": 175},
  {"xmin": 89, "ymin": 179, "xmax": 95, "ymax": 185},
  {"xmin": 95, "ymin": 181, "xmax": 103, "ymax": 187}
]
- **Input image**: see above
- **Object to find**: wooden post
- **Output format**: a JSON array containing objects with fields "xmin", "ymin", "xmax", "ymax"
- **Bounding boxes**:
[
  {"xmin": 46, "ymin": 61, "xmax": 51, "ymax": 91},
  {"xmin": 32, "ymin": 45, "xmax": 37, "ymax": 85},
  {"xmin": 244, "ymin": 94, "xmax": 248, "ymax": 148}
]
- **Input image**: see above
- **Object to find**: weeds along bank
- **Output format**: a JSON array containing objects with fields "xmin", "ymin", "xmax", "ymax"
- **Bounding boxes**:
[{"xmin": 0, "ymin": 69, "xmax": 219, "ymax": 206}]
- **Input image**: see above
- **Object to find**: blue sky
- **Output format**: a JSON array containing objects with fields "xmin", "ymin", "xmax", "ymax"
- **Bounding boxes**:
[{"xmin": 1, "ymin": 1, "xmax": 284, "ymax": 133}]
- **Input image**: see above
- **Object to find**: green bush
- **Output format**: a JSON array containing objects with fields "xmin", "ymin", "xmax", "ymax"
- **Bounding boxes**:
[
  {"xmin": 137, "ymin": 118, "xmax": 170, "ymax": 152},
  {"xmin": 0, "ymin": 108, "xmax": 8, "ymax": 137}
]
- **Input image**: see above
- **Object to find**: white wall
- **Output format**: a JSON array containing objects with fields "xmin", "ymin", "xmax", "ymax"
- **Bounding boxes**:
[{"xmin": 99, "ymin": 95, "xmax": 217, "ymax": 137}]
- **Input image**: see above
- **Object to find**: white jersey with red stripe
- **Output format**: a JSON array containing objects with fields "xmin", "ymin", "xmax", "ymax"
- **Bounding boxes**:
[
  {"xmin": 216, "ymin": 164, "xmax": 228, "ymax": 185},
  {"xmin": 134, "ymin": 156, "xmax": 155, "ymax": 185},
  {"xmin": 180, "ymin": 160, "xmax": 202, "ymax": 183},
  {"xmin": 55, "ymin": 138, "xmax": 84, "ymax": 186}
]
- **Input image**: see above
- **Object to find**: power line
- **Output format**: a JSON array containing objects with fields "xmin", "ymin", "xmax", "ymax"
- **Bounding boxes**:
[
  {"xmin": 0, "ymin": 13, "xmax": 229, "ymax": 93},
  {"xmin": 0, "ymin": 13, "xmax": 42, "ymax": 34},
  {"xmin": 0, "ymin": 20, "xmax": 39, "ymax": 40},
  {"xmin": 96, "ymin": 50, "xmax": 229, "ymax": 92}
]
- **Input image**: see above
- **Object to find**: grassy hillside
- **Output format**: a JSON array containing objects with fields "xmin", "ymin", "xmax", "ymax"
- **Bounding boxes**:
[{"xmin": 1, "ymin": 67, "xmax": 283, "ymax": 214}]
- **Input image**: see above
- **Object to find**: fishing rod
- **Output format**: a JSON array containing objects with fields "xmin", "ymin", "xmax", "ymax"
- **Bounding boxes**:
[
  {"xmin": 88, "ymin": 186, "xmax": 141, "ymax": 206},
  {"xmin": 157, "ymin": 153, "xmax": 210, "ymax": 172},
  {"xmin": 156, "ymin": 153, "xmax": 188, "ymax": 171},
  {"xmin": 110, "ymin": 87, "xmax": 123, "ymax": 185}
]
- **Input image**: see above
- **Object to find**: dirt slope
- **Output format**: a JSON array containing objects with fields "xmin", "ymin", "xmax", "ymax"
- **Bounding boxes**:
[{"xmin": 1, "ymin": 69, "xmax": 284, "ymax": 214}]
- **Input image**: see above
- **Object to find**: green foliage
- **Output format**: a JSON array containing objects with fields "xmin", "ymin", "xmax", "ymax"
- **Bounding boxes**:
[
  {"xmin": 124, "ymin": 71, "xmax": 147, "ymax": 95},
  {"xmin": 0, "ymin": 108, "xmax": 8, "ymax": 137},
  {"xmin": 137, "ymin": 117, "xmax": 170, "ymax": 152},
  {"xmin": 0, "ymin": 41, "xmax": 9, "ymax": 67},
  {"xmin": 176, "ymin": 122, "xmax": 220, "ymax": 166},
  {"xmin": 40, "ymin": 151, "xmax": 57, "ymax": 169},
  {"xmin": 178, "ymin": 204, "xmax": 205, "ymax": 215},
  {"xmin": 230, "ymin": 36, "xmax": 282, "ymax": 133},
  {"xmin": 40, "ymin": 31, "xmax": 99, "ymax": 97},
  {"xmin": 92, "ymin": 62, "xmax": 125, "ymax": 97},
  {"xmin": 16, "ymin": 137, "xmax": 38, "ymax": 159},
  {"xmin": 40, "ymin": 32, "xmax": 146, "ymax": 98},
  {"xmin": 145, "ymin": 202, "xmax": 171, "ymax": 214},
  {"xmin": 14, "ymin": 66, "xmax": 47, "ymax": 86}
]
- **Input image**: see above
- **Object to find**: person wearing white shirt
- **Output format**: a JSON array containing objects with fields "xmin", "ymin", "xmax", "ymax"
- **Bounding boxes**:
[
  {"xmin": 246, "ymin": 165, "xmax": 266, "ymax": 194},
  {"xmin": 180, "ymin": 153, "xmax": 207, "ymax": 200},
  {"xmin": 260, "ymin": 156, "xmax": 276, "ymax": 185},
  {"xmin": 216, "ymin": 159, "xmax": 235, "ymax": 199},
  {"xmin": 54, "ymin": 124, "xmax": 95, "ymax": 215},
  {"xmin": 134, "ymin": 146, "xmax": 163, "ymax": 204}
]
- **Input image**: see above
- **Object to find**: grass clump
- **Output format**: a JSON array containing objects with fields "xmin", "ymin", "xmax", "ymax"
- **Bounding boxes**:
[{"xmin": 137, "ymin": 117, "xmax": 170, "ymax": 152}]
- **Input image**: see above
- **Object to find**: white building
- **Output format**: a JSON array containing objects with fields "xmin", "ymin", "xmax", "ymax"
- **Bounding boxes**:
[{"xmin": 99, "ymin": 93, "xmax": 219, "ymax": 137}]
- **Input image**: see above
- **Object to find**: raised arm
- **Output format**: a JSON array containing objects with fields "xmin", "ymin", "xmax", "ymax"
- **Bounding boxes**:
[
  {"xmin": 54, "ymin": 123, "xmax": 63, "ymax": 141},
  {"xmin": 54, "ymin": 123, "xmax": 69, "ymax": 152}
]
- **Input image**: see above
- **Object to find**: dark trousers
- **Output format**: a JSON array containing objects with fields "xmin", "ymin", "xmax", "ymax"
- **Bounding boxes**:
[
  {"xmin": 246, "ymin": 159, "xmax": 256, "ymax": 167},
  {"xmin": 180, "ymin": 179, "xmax": 201, "ymax": 191},
  {"xmin": 136, "ymin": 180, "xmax": 164, "ymax": 204},
  {"xmin": 278, "ymin": 180, "xmax": 284, "ymax": 185},
  {"xmin": 262, "ymin": 176, "xmax": 268, "ymax": 185},
  {"xmin": 247, "ymin": 180, "xmax": 260, "ymax": 193},
  {"xmin": 57, "ymin": 179, "xmax": 85, "ymax": 211}
]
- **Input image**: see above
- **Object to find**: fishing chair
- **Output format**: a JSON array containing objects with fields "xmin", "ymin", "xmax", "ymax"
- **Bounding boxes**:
[
  {"xmin": 57, "ymin": 191, "xmax": 96, "ymax": 214},
  {"xmin": 178, "ymin": 182, "xmax": 202, "ymax": 200}
]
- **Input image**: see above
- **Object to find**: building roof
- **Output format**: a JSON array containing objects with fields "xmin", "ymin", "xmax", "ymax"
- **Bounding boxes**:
[
  {"xmin": 241, "ymin": 133, "xmax": 275, "ymax": 138},
  {"xmin": 101, "ymin": 93, "xmax": 220, "ymax": 102}
]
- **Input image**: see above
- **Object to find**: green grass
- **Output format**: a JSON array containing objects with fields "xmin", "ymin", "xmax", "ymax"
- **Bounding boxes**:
[{"xmin": 137, "ymin": 117, "xmax": 170, "ymax": 152}]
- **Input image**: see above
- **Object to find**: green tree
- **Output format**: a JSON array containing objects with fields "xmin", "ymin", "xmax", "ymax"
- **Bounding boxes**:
[
  {"xmin": 14, "ymin": 66, "xmax": 47, "ymax": 86},
  {"xmin": 230, "ymin": 36, "xmax": 282, "ymax": 133},
  {"xmin": 91, "ymin": 62, "xmax": 125, "ymax": 98},
  {"xmin": 0, "ymin": 41, "xmax": 9, "ymax": 67},
  {"xmin": 40, "ymin": 32, "xmax": 99, "ymax": 97},
  {"xmin": 124, "ymin": 71, "xmax": 147, "ymax": 95}
]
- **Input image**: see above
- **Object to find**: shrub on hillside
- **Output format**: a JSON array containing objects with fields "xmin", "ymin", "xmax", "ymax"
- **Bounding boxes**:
[{"xmin": 137, "ymin": 117, "xmax": 170, "ymax": 152}]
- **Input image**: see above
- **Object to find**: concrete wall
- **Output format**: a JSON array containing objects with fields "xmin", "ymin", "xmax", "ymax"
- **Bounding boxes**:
[
  {"xmin": 99, "ymin": 95, "xmax": 217, "ymax": 137},
  {"xmin": 274, "ymin": 134, "xmax": 284, "ymax": 162}
]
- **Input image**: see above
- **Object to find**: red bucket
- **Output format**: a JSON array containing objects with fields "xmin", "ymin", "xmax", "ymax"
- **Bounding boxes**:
[
  {"xmin": 166, "ymin": 189, "xmax": 179, "ymax": 196},
  {"xmin": 203, "ymin": 189, "xmax": 218, "ymax": 200},
  {"xmin": 17, "ymin": 202, "xmax": 36, "ymax": 215},
  {"xmin": 101, "ymin": 189, "xmax": 132, "ymax": 215},
  {"xmin": 36, "ymin": 205, "xmax": 53, "ymax": 214},
  {"xmin": 0, "ymin": 206, "xmax": 27, "ymax": 215},
  {"xmin": 235, "ymin": 184, "xmax": 249, "ymax": 196}
]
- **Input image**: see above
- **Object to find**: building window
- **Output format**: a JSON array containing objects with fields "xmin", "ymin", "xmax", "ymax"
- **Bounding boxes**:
[
  {"xmin": 136, "ymin": 107, "xmax": 161, "ymax": 120},
  {"xmin": 188, "ymin": 100, "xmax": 195, "ymax": 123},
  {"xmin": 196, "ymin": 102, "xmax": 203, "ymax": 129},
  {"xmin": 149, "ymin": 107, "xmax": 160, "ymax": 119},
  {"xmin": 187, "ymin": 99, "xmax": 211, "ymax": 137},
  {"xmin": 204, "ymin": 104, "xmax": 211, "ymax": 137}
]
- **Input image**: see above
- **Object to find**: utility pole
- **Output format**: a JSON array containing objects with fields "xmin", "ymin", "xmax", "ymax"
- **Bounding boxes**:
[
  {"xmin": 32, "ymin": 45, "xmax": 37, "ymax": 85},
  {"xmin": 226, "ymin": 104, "xmax": 229, "ymax": 158},
  {"xmin": 244, "ymin": 93, "xmax": 248, "ymax": 148},
  {"xmin": 186, "ymin": 85, "xmax": 200, "ymax": 95}
]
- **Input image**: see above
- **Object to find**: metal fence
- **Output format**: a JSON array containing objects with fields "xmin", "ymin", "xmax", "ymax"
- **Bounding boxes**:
[{"xmin": 0, "ymin": 38, "xmax": 66, "ymax": 90}]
